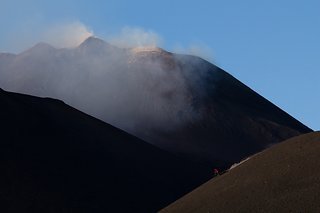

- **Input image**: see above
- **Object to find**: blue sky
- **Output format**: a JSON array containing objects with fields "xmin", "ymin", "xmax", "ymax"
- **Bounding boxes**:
[{"xmin": 1, "ymin": 0, "xmax": 319, "ymax": 130}]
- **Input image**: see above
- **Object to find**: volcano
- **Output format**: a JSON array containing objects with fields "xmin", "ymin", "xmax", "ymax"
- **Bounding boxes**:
[
  {"xmin": 0, "ymin": 88, "xmax": 211, "ymax": 212},
  {"xmin": 0, "ymin": 37, "xmax": 312, "ymax": 169}
]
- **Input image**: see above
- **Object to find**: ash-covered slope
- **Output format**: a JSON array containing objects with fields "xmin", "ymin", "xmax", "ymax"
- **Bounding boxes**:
[
  {"xmin": 0, "ymin": 88, "xmax": 211, "ymax": 213},
  {"xmin": 0, "ymin": 37, "xmax": 311, "ymax": 169},
  {"xmin": 161, "ymin": 131, "xmax": 320, "ymax": 213}
]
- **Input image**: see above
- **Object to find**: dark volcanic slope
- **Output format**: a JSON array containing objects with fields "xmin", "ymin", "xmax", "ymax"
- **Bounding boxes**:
[
  {"xmin": 0, "ymin": 88, "xmax": 211, "ymax": 213},
  {"xmin": 0, "ymin": 37, "xmax": 312, "ymax": 169},
  {"xmin": 162, "ymin": 131, "xmax": 320, "ymax": 213},
  {"xmin": 147, "ymin": 54, "xmax": 312, "ymax": 169}
]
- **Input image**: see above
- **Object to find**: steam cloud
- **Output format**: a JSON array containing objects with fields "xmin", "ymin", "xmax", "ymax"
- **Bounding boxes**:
[
  {"xmin": 1, "ymin": 21, "xmax": 212, "ymax": 59},
  {"xmin": 0, "ymin": 22, "xmax": 213, "ymax": 144},
  {"xmin": 173, "ymin": 43, "xmax": 214, "ymax": 62},
  {"xmin": 1, "ymin": 21, "xmax": 94, "ymax": 53},
  {"xmin": 107, "ymin": 27, "xmax": 162, "ymax": 48},
  {"xmin": 42, "ymin": 22, "xmax": 94, "ymax": 48}
]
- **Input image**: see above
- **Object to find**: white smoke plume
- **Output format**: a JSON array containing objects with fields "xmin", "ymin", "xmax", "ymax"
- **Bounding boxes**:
[
  {"xmin": 173, "ymin": 43, "xmax": 214, "ymax": 62},
  {"xmin": 0, "ymin": 21, "xmax": 94, "ymax": 53},
  {"xmin": 106, "ymin": 27, "xmax": 163, "ymax": 48},
  {"xmin": 0, "ymin": 22, "xmax": 214, "ymax": 145},
  {"xmin": 41, "ymin": 22, "xmax": 94, "ymax": 48}
]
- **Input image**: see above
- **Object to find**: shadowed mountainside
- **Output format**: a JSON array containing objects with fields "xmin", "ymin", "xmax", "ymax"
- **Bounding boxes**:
[
  {"xmin": 0, "ymin": 37, "xmax": 312, "ymax": 169},
  {"xmin": 0, "ymin": 88, "xmax": 212, "ymax": 213},
  {"xmin": 162, "ymin": 131, "xmax": 320, "ymax": 213}
]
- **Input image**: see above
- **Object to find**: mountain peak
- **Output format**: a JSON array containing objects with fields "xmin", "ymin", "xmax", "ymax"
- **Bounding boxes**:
[
  {"xmin": 78, "ymin": 36, "xmax": 119, "ymax": 55},
  {"xmin": 79, "ymin": 36, "xmax": 108, "ymax": 48},
  {"xmin": 30, "ymin": 42, "xmax": 55, "ymax": 51},
  {"xmin": 20, "ymin": 42, "xmax": 56, "ymax": 55}
]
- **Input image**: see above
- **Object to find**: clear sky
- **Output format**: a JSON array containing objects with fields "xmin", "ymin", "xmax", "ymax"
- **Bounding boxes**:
[{"xmin": 0, "ymin": 0, "xmax": 319, "ymax": 130}]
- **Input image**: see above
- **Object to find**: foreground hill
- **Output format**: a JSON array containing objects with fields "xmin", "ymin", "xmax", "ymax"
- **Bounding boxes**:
[
  {"xmin": 0, "ymin": 88, "xmax": 211, "ymax": 213},
  {"xmin": 162, "ymin": 131, "xmax": 320, "ymax": 213},
  {"xmin": 0, "ymin": 37, "xmax": 312, "ymax": 169}
]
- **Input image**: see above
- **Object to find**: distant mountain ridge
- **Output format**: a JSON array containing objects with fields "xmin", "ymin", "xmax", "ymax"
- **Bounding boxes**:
[{"xmin": 0, "ymin": 37, "xmax": 312, "ymax": 169}]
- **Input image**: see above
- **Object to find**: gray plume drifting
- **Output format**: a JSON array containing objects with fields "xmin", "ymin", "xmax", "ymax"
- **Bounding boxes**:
[
  {"xmin": 0, "ymin": 37, "xmax": 311, "ymax": 168},
  {"xmin": 0, "ymin": 37, "xmax": 208, "ymax": 134}
]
